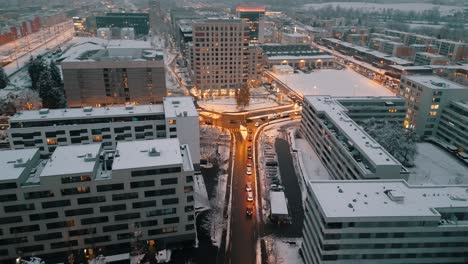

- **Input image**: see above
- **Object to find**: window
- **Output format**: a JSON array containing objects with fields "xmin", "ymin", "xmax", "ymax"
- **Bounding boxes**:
[
  {"xmin": 169, "ymin": 119, "xmax": 176, "ymax": 125},
  {"xmin": 47, "ymin": 138, "xmax": 57, "ymax": 145},
  {"xmin": 113, "ymin": 192, "xmax": 138, "ymax": 201},
  {"xmin": 429, "ymin": 111, "xmax": 438, "ymax": 116},
  {"xmin": 69, "ymin": 228, "xmax": 96, "ymax": 237},
  {"xmin": 148, "ymin": 227, "xmax": 177, "ymax": 235},
  {"xmin": 61, "ymin": 175, "xmax": 91, "ymax": 184},
  {"xmin": 431, "ymin": 104, "xmax": 439, "ymax": 109},
  {"xmin": 30, "ymin": 212, "xmax": 59, "ymax": 221},
  {"xmin": 186, "ymin": 176, "xmax": 193, "ymax": 183},
  {"xmin": 65, "ymin": 208, "xmax": 94, "ymax": 216},
  {"xmin": 130, "ymin": 180, "xmax": 155, "ymax": 189},
  {"xmin": 184, "ymin": 186, "xmax": 194, "ymax": 193},
  {"xmin": 161, "ymin": 178, "xmax": 178, "ymax": 185},
  {"xmin": 97, "ymin": 183, "xmax": 124, "ymax": 192},
  {"xmin": 162, "ymin": 198, "xmax": 179, "ymax": 205},
  {"xmin": 10, "ymin": 224, "xmax": 40, "ymax": 234},
  {"xmin": 0, "ymin": 182, "xmax": 17, "ymax": 190},
  {"xmin": 61, "ymin": 186, "xmax": 90, "ymax": 195},
  {"xmin": 0, "ymin": 216, "xmax": 22, "ymax": 224},
  {"xmin": 187, "ymin": 196, "xmax": 194, "ymax": 202},
  {"xmin": 42, "ymin": 199, "xmax": 70, "ymax": 208},
  {"xmin": 17, "ymin": 244, "xmax": 45, "ymax": 252},
  {"xmin": 146, "ymin": 208, "xmax": 177, "ymax": 217},
  {"xmin": 24, "ymin": 190, "xmax": 54, "ymax": 200},
  {"xmin": 164, "ymin": 217, "xmax": 179, "ymax": 224},
  {"xmin": 131, "ymin": 167, "xmax": 181, "ymax": 177},
  {"xmin": 115, "ymin": 212, "xmax": 140, "ymax": 221},
  {"xmin": 103, "ymin": 224, "xmax": 128, "ymax": 232},
  {"xmin": 46, "ymin": 220, "xmax": 75, "ymax": 229},
  {"xmin": 169, "ymin": 127, "xmax": 177, "ymax": 132},
  {"xmin": 78, "ymin": 196, "xmax": 106, "ymax": 204},
  {"xmin": 85, "ymin": 236, "xmax": 110, "ymax": 244},
  {"xmin": 0, "ymin": 193, "xmax": 17, "ymax": 202},
  {"xmin": 135, "ymin": 220, "xmax": 158, "ymax": 227},
  {"xmin": 51, "ymin": 240, "xmax": 78, "ymax": 249},
  {"xmin": 186, "ymin": 224, "xmax": 195, "ymax": 231},
  {"xmin": 81, "ymin": 216, "xmax": 109, "ymax": 225},
  {"xmin": 101, "ymin": 204, "xmax": 126, "ymax": 213},
  {"xmin": 4, "ymin": 203, "xmax": 35, "ymax": 212},
  {"xmin": 145, "ymin": 188, "xmax": 176, "ymax": 197},
  {"xmin": 93, "ymin": 135, "xmax": 103, "ymax": 142},
  {"xmin": 133, "ymin": 200, "xmax": 156, "ymax": 209},
  {"xmin": 117, "ymin": 233, "xmax": 133, "ymax": 240}
]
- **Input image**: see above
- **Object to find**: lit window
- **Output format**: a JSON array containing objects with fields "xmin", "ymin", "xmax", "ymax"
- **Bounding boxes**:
[
  {"xmin": 47, "ymin": 138, "xmax": 58, "ymax": 145},
  {"xmin": 429, "ymin": 111, "xmax": 438, "ymax": 116},
  {"xmin": 430, "ymin": 104, "xmax": 439, "ymax": 109},
  {"xmin": 93, "ymin": 135, "xmax": 102, "ymax": 142},
  {"xmin": 388, "ymin": 109, "xmax": 397, "ymax": 113},
  {"xmin": 169, "ymin": 119, "xmax": 176, "ymax": 125}
]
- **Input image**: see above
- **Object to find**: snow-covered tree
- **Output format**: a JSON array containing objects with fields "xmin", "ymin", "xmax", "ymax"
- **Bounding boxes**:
[
  {"xmin": 28, "ymin": 56, "xmax": 47, "ymax": 90},
  {"xmin": 38, "ymin": 69, "xmax": 67, "ymax": 109},
  {"xmin": 49, "ymin": 60, "xmax": 63, "ymax": 88},
  {"xmin": 361, "ymin": 119, "xmax": 418, "ymax": 167},
  {"xmin": 235, "ymin": 87, "xmax": 250, "ymax": 109},
  {"xmin": 0, "ymin": 67, "xmax": 9, "ymax": 89}
]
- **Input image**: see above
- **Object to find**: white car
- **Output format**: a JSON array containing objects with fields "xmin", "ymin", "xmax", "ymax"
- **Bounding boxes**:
[
  {"xmin": 254, "ymin": 122, "xmax": 260, "ymax": 127},
  {"xmin": 246, "ymin": 166, "xmax": 252, "ymax": 175},
  {"xmin": 246, "ymin": 182, "xmax": 252, "ymax": 192},
  {"xmin": 247, "ymin": 191, "xmax": 254, "ymax": 202}
]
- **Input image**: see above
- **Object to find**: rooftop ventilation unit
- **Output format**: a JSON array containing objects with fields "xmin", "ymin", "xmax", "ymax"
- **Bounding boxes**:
[
  {"xmin": 13, "ymin": 158, "xmax": 27, "ymax": 168},
  {"xmin": 125, "ymin": 105, "xmax": 134, "ymax": 110},
  {"xmin": 39, "ymin": 108, "xmax": 49, "ymax": 115},
  {"xmin": 449, "ymin": 194, "xmax": 467, "ymax": 201},
  {"xmin": 149, "ymin": 147, "xmax": 160, "ymax": 157},
  {"xmin": 172, "ymin": 100, "xmax": 180, "ymax": 105},
  {"xmin": 429, "ymin": 80, "xmax": 447, "ymax": 88},
  {"xmin": 385, "ymin": 189, "xmax": 405, "ymax": 202},
  {"xmin": 84, "ymin": 153, "xmax": 96, "ymax": 162},
  {"xmin": 83, "ymin": 106, "xmax": 93, "ymax": 112}
]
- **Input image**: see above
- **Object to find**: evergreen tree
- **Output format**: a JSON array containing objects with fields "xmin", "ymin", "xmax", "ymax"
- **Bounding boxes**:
[
  {"xmin": 235, "ymin": 87, "xmax": 250, "ymax": 109},
  {"xmin": 28, "ymin": 56, "xmax": 46, "ymax": 90},
  {"xmin": 37, "ymin": 69, "xmax": 67, "ymax": 109},
  {"xmin": 49, "ymin": 61, "xmax": 63, "ymax": 88},
  {"xmin": 0, "ymin": 67, "xmax": 9, "ymax": 89}
]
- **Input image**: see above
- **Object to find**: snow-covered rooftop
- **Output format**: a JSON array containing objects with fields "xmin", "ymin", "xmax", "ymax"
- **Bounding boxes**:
[
  {"xmin": 268, "ymin": 54, "xmax": 334, "ymax": 61},
  {"xmin": 112, "ymin": 138, "xmax": 192, "ymax": 171},
  {"xmin": 389, "ymin": 65, "xmax": 433, "ymax": 71},
  {"xmin": 308, "ymin": 180, "xmax": 468, "ymax": 220},
  {"xmin": 10, "ymin": 104, "xmax": 165, "ymax": 122},
  {"xmin": 163, "ymin": 97, "xmax": 198, "ymax": 118},
  {"xmin": 270, "ymin": 191, "xmax": 288, "ymax": 216},
  {"xmin": 270, "ymin": 68, "xmax": 395, "ymax": 97},
  {"xmin": 304, "ymin": 95, "xmax": 401, "ymax": 166},
  {"xmin": 41, "ymin": 144, "xmax": 101, "ymax": 177},
  {"xmin": 0, "ymin": 148, "xmax": 39, "ymax": 181},
  {"xmin": 404, "ymin": 75, "xmax": 466, "ymax": 90},
  {"xmin": 416, "ymin": 52, "xmax": 447, "ymax": 58}
]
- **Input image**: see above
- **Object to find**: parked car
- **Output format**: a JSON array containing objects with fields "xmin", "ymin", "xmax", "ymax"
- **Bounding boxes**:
[
  {"xmin": 245, "ymin": 182, "xmax": 252, "ymax": 192},
  {"xmin": 254, "ymin": 122, "xmax": 260, "ymax": 127},
  {"xmin": 246, "ymin": 166, "xmax": 252, "ymax": 175},
  {"xmin": 247, "ymin": 191, "xmax": 254, "ymax": 202},
  {"xmin": 246, "ymin": 206, "xmax": 253, "ymax": 216}
]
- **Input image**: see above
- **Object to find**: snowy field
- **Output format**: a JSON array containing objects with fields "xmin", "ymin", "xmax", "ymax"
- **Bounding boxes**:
[
  {"xmin": 303, "ymin": 2, "xmax": 463, "ymax": 16},
  {"xmin": 408, "ymin": 143, "xmax": 468, "ymax": 185},
  {"xmin": 272, "ymin": 69, "xmax": 394, "ymax": 98},
  {"xmin": 264, "ymin": 236, "xmax": 303, "ymax": 264}
]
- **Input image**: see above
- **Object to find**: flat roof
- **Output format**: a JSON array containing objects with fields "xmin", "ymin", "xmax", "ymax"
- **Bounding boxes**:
[
  {"xmin": 389, "ymin": 65, "xmax": 433, "ymax": 71},
  {"xmin": 0, "ymin": 148, "xmax": 38, "ymax": 181},
  {"xmin": 41, "ymin": 144, "xmax": 101, "ymax": 177},
  {"xmin": 112, "ymin": 139, "xmax": 188, "ymax": 171},
  {"xmin": 308, "ymin": 180, "xmax": 468, "ymax": 219},
  {"xmin": 403, "ymin": 75, "xmax": 466, "ymax": 90},
  {"xmin": 416, "ymin": 52, "xmax": 447, "ymax": 58},
  {"xmin": 304, "ymin": 95, "xmax": 400, "ymax": 166},
  {"xmin": 10, "ymin": 104, "xmax": 165, "ymax": 123},
  {"xmin": 268, "ymin": 55, "xmax": 334, "ymax": 61},
  {"xmin": 270, "ymin": 68, "xmax": 395, "ymax": 97},
  {"xmin": 163, "ymin": 97, "xmax": 198, "ymax": 118},
  {"xmin": 270, "ymin": 191, "xmax": 288, "ymax": 216}
]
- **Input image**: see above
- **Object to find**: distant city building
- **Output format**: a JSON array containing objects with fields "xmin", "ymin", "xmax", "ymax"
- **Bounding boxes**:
[
  {"xmin": 0, "ymin": 138, "xmax": 196, "ymax": 263},
  {"xmin": 189, "ymin": 18, "xmax": 263, "ymax": 96},
  {"xmin": 414, "ymin": 52, "xmax": 450, "ymax": 66},
  {"xmin": 400, "ymin": 75, "xmax": 468, "ymax": 140},
  {"xmin": 7, "ymin": 97, "xmax": 201, "ymax": 169},
  {"xmin": 281, "ymin": 32, "xmax": 309, "ymax": 45},
  {"xmin": 120, "ymin": 27, "xmax": 135, "ymax": 40},
  {"xmin": 97, "ymin": 28, "xmax": 112, "ymax": 39},
  {"xmin": 235, "ymin": 6, "xmax": 265, "ymax": 44},
  {"xmin": 260, "ymin": 44, "xmax": 334, "ymax": 69},
  {"xmin": 302, "ymin": 179, "xmax": 468, "ymax": 264},
  {"xmin": 60, "ymin": 39, "xmax": 166, "ymax": 107},
  {"xmin": 436, "ymin": 100, "xmax": 468, "ymax": 151},
  {"xmin": 96, "ymin": 13, "xmax": 150, "ymax": 36},
  {"xmin": 301, "ymin": 95, "xmax": 409, "ymax": 181}
]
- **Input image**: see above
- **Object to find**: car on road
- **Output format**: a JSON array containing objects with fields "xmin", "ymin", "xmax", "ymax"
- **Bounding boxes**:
[
  {"xmin": 247, "ymin": 158, "xmax": 252, "ymax": 166},
  {"xmin": 246, "ymin": 166, "xmax": 252, "ymax": 175},
  {"xmin": 246, "ymin": 206, "xmax": 253, "ymax": 216},
  {"xmin": 247, "ymin": 135, "xmax": 252, "ymax": 142},
  {"xmin": 248, "ymin": 128, "xmax": 253, "ymax": 134},
  {"xmin": 247, "ymin": 145, "xmax": 252, "ymax": 152},
  {"xmin": 247, "ymin": 191, "xmax": 254, "ymax": 202},
  {"xmin": 254, "ymin": 122, "xmax": 260, "ymax": 127},
  {"xmin": 247, "ymin": 153, "xmax": 252, "ymax": 159},
  {"xmin": 245, "ymin": 182, "xmax": 252, "ymax": 192}
]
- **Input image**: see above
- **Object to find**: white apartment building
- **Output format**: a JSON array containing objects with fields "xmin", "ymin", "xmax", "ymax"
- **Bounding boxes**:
[
  {"xmin": 0, "ymin": 138, "xmax": 195, "ymax": 263},
  {"xmin": 399, "ymin": 75, "xmax": 468, "ymax": 138},
  {"xmin": 7, "ymin": 97, "xmax": 201, "ymax": 168},
  {"xmin": 301, "ymin": 96, "xmax": 409, "ymax": 181},
  {"xmin": 189, "ymin": 18, "xmax": 263, "ymax": 97},
  {"xmin": 302, "ymin": 179, "xmax": 468, "ymax": 264},
  {"xmin": 436, "ymin": 100, "xmax": 468, "ymax": 151}
]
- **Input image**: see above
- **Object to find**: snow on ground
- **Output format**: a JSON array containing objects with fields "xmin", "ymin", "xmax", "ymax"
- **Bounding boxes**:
[
  {"xmin": 199, "ymin": 125, "xmax": 231, "ymax": 247},
  {"xmin": 408, "ymin": 142, "xmax": 468, "ymax": 185},
  {"xmin": 303, "ymin": 2, "xmax": 461, "ymax": 16},
  {"xmin": 271, "ymin": 68, "xmax": 394, "ymax": 98},
  {"xmin": 264, "ymin": 236, "xmax": 303, "ymax": 264}
]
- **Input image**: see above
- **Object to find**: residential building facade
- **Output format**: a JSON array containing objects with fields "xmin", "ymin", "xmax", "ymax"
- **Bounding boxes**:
[
  {"xmin": 189, "ymin": 18, "xmax": 263, "ymax": 96},
  {"xmin": 302, "ymin": 179, "xmax": 468, "ymax": 264},
  {"xmin": 0, "ymin": 139, "xmax": 196, "ymax": 263},
  {"xmin": 7, "ymin": 97, "xmax": 200, "ymax": 168},
  {"xmin": 301, "ymin": 96, "xmax": 408, "ymax": 181},
  {"xmin": 236, "ymin": 6, "xmax": 265, "ymax": 44},
  {"xmin": 435, "ymin": 101, "xmax": 468, "ymax": 152},
  {"xmin": 61, "ymin": 43, "xmax": 166, "ymax": 107},
  {"xmin": 399, "ymin": 75, "xmax": 468, "ymax": 138}
]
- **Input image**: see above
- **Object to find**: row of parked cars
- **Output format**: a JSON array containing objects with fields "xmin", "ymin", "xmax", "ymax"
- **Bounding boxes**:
[{"xmin": 446, "ymin": 144, "xmax": 468, "ymax": 165}]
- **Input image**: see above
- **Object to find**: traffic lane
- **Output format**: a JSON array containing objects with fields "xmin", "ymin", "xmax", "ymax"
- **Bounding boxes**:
[{"xmin": 229, "ymin": 133, "xmax": 257, "ymax": 264}]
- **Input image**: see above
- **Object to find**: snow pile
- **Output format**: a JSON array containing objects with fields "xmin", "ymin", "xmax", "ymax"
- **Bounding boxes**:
[
  {"xmin": 264, "ymin": 236, "xmax": 303, "ymax": 264},
  {"xmin": 408, "ymin": 143, "xmax": 468, "ymax": 185}
]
